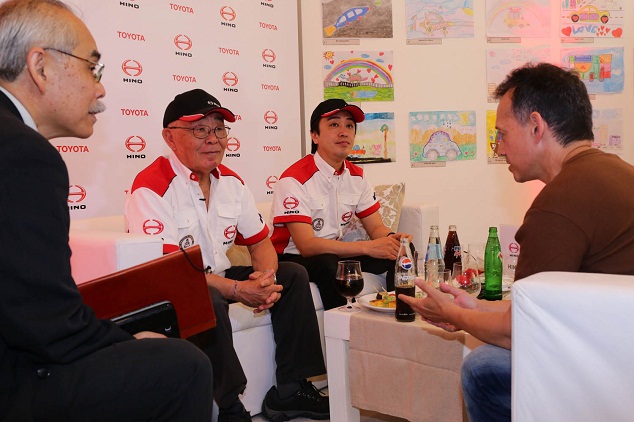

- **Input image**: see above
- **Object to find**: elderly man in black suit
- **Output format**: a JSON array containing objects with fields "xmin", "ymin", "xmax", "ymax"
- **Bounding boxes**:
[{"xmin": 0, "ymin": 1, "xmax": 212, "ymax": 420}]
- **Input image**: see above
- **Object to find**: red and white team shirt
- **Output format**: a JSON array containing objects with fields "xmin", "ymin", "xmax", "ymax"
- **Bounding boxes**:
[
  {"xmin": 124, "ymin": 153, "xmax": 268, "ymax": 276},
  {"xmin": 270, "ymin": 152, "xmax": 379, "ymax": 255}
]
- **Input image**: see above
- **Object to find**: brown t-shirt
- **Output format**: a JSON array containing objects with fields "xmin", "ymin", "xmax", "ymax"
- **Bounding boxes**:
[{"xmin": 515, "ymin": 148, "xmax": 634, "ymax": 281}]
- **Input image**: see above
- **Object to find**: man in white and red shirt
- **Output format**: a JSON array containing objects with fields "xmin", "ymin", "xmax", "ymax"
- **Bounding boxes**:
[
  {"xmin": 125, "ymin": 89, "xmax": 328, "ymax": 422},
  {"xmin": 271, "ymin": 99, "xmax": 411, "ymax": 309}
]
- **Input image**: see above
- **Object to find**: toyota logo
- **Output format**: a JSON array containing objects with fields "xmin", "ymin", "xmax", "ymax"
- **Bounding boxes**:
[
  {"xmin": 122, "ymin": 59, "xmax": 143, "ymax": 77},
  {"xmin": 68, "ymin": 185, "xmax": 87, "ymax": 203},
  {"xmin": 265, "ymin": 175, "xmax": 278, "ymax": 190},
  {"xmin": 226, "ymin": 137, "xmax": 240, "ymax": 152},
  {"xmin": 263, "ymin": 111, "xmax": 278, "ymax": 125},
  {"xmin": 283, "ymin": 196, "xmax": 299, "ymax": 210},
  {"xmin": 125, "ymin": 135, "xmax": 146, "ymax": 152},
  {"xmin": 174, "ymin": 34, "xmax": 193, "ymax": 51},
  {"xmin": 224, "ymin": 225, "xmax": 237, "ymax": 239},
  {"xmin": 262, "ymin": 49, "xmax": 276, "ymax": 63},
  {"xmin": 222, "ymin": 71, "xmax": 238, "ymax": 87},
  {"xmin": 143, "ymin": 219, "xmax": 164, "ymax": 235},
  {"xmin": 220, "ymin": 6, "xmax": 236, "ymax": 21},
  {"xmin": 341, "ymin": 211, "xmax": 352, "ymax": 223}
]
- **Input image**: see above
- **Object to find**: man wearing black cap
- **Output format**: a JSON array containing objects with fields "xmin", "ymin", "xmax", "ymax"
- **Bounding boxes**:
[
  {"xmin": 270, "ymin": 99, "xmax": 409, "ymax": 309},
  {"xmin": 125, "ymin": 89, "xmax": 329, "ymax": 422}
]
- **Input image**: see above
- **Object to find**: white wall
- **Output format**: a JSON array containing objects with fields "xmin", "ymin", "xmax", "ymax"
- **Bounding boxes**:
[{"xmin": 299, "ymin": 1, "xmax": 634, "ymax": 246}]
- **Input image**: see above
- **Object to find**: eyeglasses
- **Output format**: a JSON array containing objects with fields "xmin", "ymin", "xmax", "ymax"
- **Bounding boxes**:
[
  {"xmin": 44, "ymin": 47, "xmax": 105, "ymax": 83},
  {"xmin": 167, "ymin": 125, "xmax": 231, "ymax": 140}
]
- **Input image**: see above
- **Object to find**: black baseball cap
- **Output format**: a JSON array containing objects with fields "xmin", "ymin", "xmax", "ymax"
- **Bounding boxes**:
[
  {"xmin": 309, "ymin": 99, "xmax": 365, "ymax": 133},
  {"xmin": 163, "ymin": 89, "xmax": 236, "ymax": 128}
]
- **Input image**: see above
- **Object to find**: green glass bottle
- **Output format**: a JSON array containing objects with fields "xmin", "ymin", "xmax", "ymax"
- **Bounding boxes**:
[{"xmin": 484, "ymin": 227, "xmax": 503, "ymax": 300}]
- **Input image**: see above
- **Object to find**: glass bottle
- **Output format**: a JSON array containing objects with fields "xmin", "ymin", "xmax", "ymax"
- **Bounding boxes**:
[
  {"xmin": 484, "ymin": 227, "xmax": 503, "ymax": 300},
  {"xmin": 395, "ymin": 237, "xmax": 416, "ymax": 322},
  {"xmin": 424, "ymin": 225, "xmax": 445, "ymax": 284},
  {"xmin": 443, "ymin": 225, "xmax": 462, "ymax": 277}
]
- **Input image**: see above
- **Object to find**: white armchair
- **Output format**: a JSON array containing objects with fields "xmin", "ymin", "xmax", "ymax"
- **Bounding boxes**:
[
  {"xmin": 512, "ymin": 271, "xmax": 634, "ymax": 421},
  {"xmin": 69, "ymin": 202, "xmax": 438, "ymax": 418}
]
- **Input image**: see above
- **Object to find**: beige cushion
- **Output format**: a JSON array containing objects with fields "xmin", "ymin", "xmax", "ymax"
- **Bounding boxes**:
[{"xmin": 341, "ymin": 182, "xmax": 406, "ymax": 242}]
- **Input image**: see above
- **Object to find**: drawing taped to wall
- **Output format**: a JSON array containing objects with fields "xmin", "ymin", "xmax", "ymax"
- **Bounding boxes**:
[
  {"xmin": 486, "ymin": 110, "xmax": 507, "ymax": 164},
  {"xmin": 561, "ymin": 46, "xmax": 624, "ymax": 94},
  {"xmin": 322, "ymin": 0, "xmax": 393, "ymax": 39},
  {"xmin": 409, "ymin": 110, "xmax": 476, "ymax": 164},
  {"xmin": 406, "ymin": 0, "xmax": 475, "ymax": 39},
  {"xmin": 561, "ymin": 0, "xmax": 624, "ymax": 38},
  {"xmin": 486, "ymin": 0, "xmax": 551, "ymax": 38},
  {"xmin": 592, "ymin": 108, "xmax": 623, "ymax": 153},
  {"xmin": 486, "ymin": 47, "xmax": 552, "ymax": 102},
  {"xmin": 347, "ymin": 112, "xmax": 395, "ymax": 164},
  {"xmin": 322, "ymin": 50, "xmax": 394, "ymax": 102}
]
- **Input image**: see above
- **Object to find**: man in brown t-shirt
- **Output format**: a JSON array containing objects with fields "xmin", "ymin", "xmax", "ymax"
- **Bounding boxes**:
[{"xmin": 400, "ymin": 62, "xmax": 634, "ymax": 422}]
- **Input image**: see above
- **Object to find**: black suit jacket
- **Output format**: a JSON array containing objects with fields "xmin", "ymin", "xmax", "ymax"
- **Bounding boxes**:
[{"xmin": 0, "ymin": 91, "xmax": 132, "ymax": 417}]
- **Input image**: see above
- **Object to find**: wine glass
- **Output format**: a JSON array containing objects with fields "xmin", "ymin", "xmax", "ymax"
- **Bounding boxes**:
[
  {"xmin": 452, "ymin": 262, "xmax": 481, "ymax": 297},
  {"xmin": 335, "ymin": 260, "xmax": 364, "ymax": 312}
]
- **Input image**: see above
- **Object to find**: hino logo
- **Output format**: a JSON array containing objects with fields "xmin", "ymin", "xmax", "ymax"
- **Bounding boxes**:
[
  {"xmin": 174, "ymin": 34, "xmax": 193, "ymax": 51},
  {"xmin": 125, "ymin": 135, "xmax": 146, "ymax": 153},
  {"xmin": 122, "ymin": 59, "xmax": 143, "ymax": 77},
  {"xmin": 68, "ymin": 185, "xmax": 87, "ymax": 203}
]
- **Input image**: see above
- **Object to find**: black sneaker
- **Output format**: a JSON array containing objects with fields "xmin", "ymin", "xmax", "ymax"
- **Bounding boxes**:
[
  {"xmin": 218, "ymin": 408, "xmax": 252, "ymax": 422},
  {"xmin": 261, "ymin": 380, "xmax": 329, "ymax": 421}
]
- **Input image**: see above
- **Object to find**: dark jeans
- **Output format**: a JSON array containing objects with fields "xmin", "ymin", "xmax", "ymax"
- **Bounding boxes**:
[
  {"xmin": 461, "ymin": 344, "xmax": 512, "ymax": 422},
  {"xmin": 278, "ymin": 253, "xmax": 395, "ymax": 310},
  {"xmin": 189, "ymin": 261, "xmax": 325, "ymax": 409}
]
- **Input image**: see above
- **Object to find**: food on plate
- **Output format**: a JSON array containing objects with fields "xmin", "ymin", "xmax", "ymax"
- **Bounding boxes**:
[
  {"xmin": 370, "ymin": 292, "xmax": 396, "ymax": 308},
  {"xmin": 369, "ymin": 290, "xmax": 424, "ymax": 308}
]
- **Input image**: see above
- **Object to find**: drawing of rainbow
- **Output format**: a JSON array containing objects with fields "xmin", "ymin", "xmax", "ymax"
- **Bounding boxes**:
[
  {"xmin": 486, "ymin": 1, "xmax": 549, "ymax": 27},
  {"xmin": 323, "ymin": 58, "xmax": 393, "ymax": 86}
]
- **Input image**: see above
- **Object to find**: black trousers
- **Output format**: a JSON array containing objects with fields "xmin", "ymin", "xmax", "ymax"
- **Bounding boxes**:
[
  {"xmin": 26, "ymin": 338, "xmax": 213, "ymax": 422},
  {"xmin": 190, "ymin": 261, "xmax": 326, "ymax": 409},
  {"xmin": 279, "ymin": 253, "xmax": 395, "ymax": 310}
]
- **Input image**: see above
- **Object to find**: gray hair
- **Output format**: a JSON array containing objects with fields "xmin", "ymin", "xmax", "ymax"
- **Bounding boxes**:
[{"xmin": 0, "ymin": 0, "xmax": 78, "ymax": 82}]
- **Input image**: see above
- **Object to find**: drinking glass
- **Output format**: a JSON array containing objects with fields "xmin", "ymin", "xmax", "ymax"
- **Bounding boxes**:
[
  {"xmin": 439, "ymin": 269, "xmax": 452, "ymax": 287},
  {"xmin": 452, "ymin": 262, "xmax": 481, "ymax": 297},
  {"xmin": 424, "ymin": 259, "xmax": 441, "ymax": 289},
  {"xmin": 335, "ymin": 260, "xmax": 364, "ymax": 312},
  {"xmin": 464, "ymin": 243, "xmax": 485, "ymax": 287}
]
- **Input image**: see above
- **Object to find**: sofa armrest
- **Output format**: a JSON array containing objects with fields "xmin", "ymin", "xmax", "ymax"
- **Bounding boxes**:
[
  {"xmin": 397, "ymin": 202, "xmax": 439, "ymax": 255},
  {"xmin": 69, "ymin": 228, "xmax": 163, "ymax": 285},
  {"xmin": 511, "ymin": 271, "xmax": 634, "ymax": 421}
]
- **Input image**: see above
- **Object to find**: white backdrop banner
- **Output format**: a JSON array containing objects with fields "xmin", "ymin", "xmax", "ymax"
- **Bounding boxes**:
[{"xmin": 58, "ymin": 0, "xmax": 300, "ymax": 219}]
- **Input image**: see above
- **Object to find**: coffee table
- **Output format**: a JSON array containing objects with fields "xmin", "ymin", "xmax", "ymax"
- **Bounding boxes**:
[{"xmin": 324, "ymin": 307, "xmax": 484, "ymax": 421}]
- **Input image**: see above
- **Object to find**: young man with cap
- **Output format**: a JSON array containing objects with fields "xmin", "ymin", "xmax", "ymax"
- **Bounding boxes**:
[
  {"xmin": 125, "ymin": 89, "xmax": 329, "ymax": 422},
  {"xmin": 270, "ymin": 99, "xmax": 410, "ymax": 310}
]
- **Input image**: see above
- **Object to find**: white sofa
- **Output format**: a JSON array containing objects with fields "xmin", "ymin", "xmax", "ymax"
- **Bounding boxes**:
[
  {"xmin": 512, "ymin": 271, "xmax": 634, "ymax": 421},
  {"xmin": 69, "ymin": 202, "xmax": 438, "ymax": 418}
]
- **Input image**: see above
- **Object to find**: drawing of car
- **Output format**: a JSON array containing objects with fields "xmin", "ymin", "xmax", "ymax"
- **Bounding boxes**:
[
  {"xmin": 423, "ymin": 130, "xmax": 461, "ymax": 161},
  {"xmin": 504, "ymin": 7, "xmax": 529, "ymax": 29},
  {"xmin": 569, "ymin": 5, "xmax": 609, "ymax": 24},
  {"xmin": 349, "ymin": 144, "xmax": 366, "ymax": 157},
  {"xmin": 423, "ymin": 12, "xmax": 448, "ymax": 35}
]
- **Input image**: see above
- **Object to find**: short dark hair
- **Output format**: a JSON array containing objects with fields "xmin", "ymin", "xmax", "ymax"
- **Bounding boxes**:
[{"xmin": 494, "ymin": 62, "xmax": 593, "ymax": 146}]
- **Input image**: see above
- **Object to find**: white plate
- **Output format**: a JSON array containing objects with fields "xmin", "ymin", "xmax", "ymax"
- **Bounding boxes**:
[{"xmin": 357, "ymin": 292, "xmax": 395, "ymax": 313}]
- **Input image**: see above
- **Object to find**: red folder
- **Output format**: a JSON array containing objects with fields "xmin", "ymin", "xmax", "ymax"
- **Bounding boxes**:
[{"xmin": 78, "ymin": 245, "xmax": 215, "ymax": 338}]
